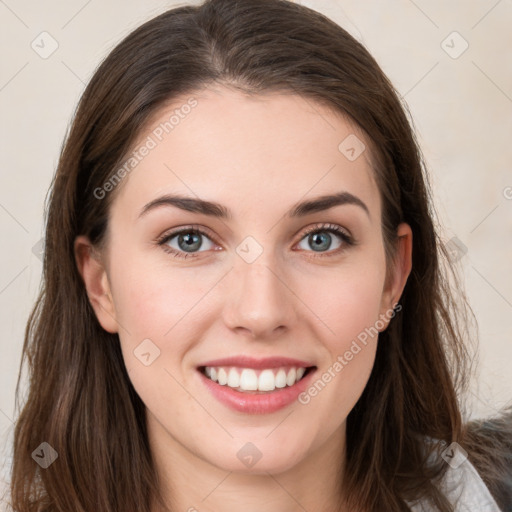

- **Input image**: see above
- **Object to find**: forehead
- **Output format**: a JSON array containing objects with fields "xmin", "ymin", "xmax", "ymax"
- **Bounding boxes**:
[{"xmin": 111, "ymin": 85, "xmax": 381, "ymax": 225}]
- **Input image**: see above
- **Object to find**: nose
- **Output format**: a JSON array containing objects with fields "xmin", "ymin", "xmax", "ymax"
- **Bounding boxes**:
[{"xmin": 222, "ymin": 258, "xmax": 298, "ymax": 340}]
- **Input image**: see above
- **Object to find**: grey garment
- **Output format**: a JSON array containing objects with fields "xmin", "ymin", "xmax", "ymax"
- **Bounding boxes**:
[{"xmin": 407, "ymin": 459, "xmax": 503, "ymax": 512}]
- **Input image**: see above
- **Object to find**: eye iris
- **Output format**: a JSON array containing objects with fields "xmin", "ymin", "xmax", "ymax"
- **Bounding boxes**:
[
  {"xmin": 310, "ymin": 232, "xmax": 331, "ymax": 251},
  {"xmin": 178, "ymin": 232, "xmax": 202, "ymax": 252}
]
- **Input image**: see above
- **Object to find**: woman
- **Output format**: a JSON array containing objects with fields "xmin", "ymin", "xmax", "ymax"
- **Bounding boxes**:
[{"xmin": 7, "ymin": 0, "xmax": 509, "ymax": 510}]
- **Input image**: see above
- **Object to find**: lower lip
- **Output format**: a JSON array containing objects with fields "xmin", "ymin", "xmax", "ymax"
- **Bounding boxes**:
[{"xmin": 198, "ymin": 368, "xmax": 317, "ymax": 414}]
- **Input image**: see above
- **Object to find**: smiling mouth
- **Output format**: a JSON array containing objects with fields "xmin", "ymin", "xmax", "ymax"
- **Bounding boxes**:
[{"xmin": 198, "ymin": 365, "xmax": 316, "ymax": 393}]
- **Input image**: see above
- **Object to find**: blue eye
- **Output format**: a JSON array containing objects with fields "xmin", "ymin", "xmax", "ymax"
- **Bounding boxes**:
[
  {"xmin": 157, "ymin": 223, "xmax": 354, "ymax": 260},
  {"xmin": 158, "ymin": 227, "xmax": 217, "ymax": 259},
  {"xmin": 296, "ymin": 223, "xmax": 354, "ymax": 256}
]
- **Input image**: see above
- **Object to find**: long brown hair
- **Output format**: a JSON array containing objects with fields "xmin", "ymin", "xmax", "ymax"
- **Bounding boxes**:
[{"xmin": 8, "ymin": 0, "xmax": 482, "ymax": 510}]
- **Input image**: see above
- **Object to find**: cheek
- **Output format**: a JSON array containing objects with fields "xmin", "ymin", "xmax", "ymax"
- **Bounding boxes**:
[
  {"xmin": 296, "ymin": 258, "xmax": 385, "ymax": 413},
  {"xmin": 108, "ymin": 248, "xmax": 221, "ymax": 388},
  {"xmin": 309, "ymin": 258, "xmax": 386, "ymax": 345},
  {"xmin": 109, "ymin": 247, "xmax": 199, "ymax": 336},
  {"xmin": 108, "ymin": 252, "xmax": 203, "ymax": 404},
  {"xmin": 297, "ymin": 275, "xmax": 382, "ymax": 436}
]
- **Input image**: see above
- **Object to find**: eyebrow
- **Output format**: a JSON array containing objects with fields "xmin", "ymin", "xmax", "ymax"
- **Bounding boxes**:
[{"xmin": 138, "ymin": 191, "xmax": 370, "ymax": 220}]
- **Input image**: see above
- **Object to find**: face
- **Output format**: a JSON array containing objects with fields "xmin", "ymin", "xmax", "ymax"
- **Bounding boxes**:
[{"xmin": 77, "ymin": 85, "xmax": 411, "ymax": 477}]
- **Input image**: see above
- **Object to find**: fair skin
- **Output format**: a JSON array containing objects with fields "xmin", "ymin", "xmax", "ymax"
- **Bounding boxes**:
[{"xmin": 75, "ymin": 85, "xmax": 412, "ymax": 512}]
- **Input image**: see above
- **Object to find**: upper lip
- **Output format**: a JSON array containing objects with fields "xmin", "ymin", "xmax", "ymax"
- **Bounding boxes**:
[{"xmin": 198, "ymin": 356, "xmax": 315, "ymax": 369}]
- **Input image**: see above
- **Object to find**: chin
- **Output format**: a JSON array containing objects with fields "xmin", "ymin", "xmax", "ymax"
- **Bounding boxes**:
[{"xmin": 207, "ymin": 441, "xmax": 308, "ymax": 475}]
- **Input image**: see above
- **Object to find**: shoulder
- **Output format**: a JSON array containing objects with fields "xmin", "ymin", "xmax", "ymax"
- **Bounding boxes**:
[{"xmin": 407, "ymin": 458, "xmax": 503, "ymax": 511}]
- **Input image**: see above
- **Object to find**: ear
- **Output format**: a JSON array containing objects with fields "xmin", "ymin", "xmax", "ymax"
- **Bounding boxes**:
[
  {"xmin": 378, "ymin": 222, "xmax": 413, "ymax": 331},
  {"xmin": 74, "ymin": 235, "xmax": 119, "ymax": 333}
]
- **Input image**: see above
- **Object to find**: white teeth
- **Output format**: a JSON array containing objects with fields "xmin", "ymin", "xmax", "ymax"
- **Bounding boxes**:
[
  {"xmin": 258, "ymin": 369, "xmax": 276, "ymax": 391},
  {"xmin": 239, "ymin": 369, "xmax": 258, "ymax": 390},
  {"xmin": 227, "ymin": 368, "xmax": 240, "ymax": 388},
  {"xmin": 275, "ymin": 369, "xmax": 287, "ymax": 388},
  {"xmin": 217, "ymin": 368, "xmax": 228, "ymax": 385},
  {"xmin": 202, "ymin": 365, "xmax": 310, "ymax": 392},
  {"xmin": 286, "ymin": 367, "xmax": 296, "ymax": 387}
]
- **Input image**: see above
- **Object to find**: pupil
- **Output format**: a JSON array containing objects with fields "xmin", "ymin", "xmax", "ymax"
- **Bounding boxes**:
[
  {"xmin": 311, "ymin": 233, "xmax": 330, "ymax": 251},
  {"xmin": 180, "ymin": 233, "xmax": 201, "ymax": 251}
]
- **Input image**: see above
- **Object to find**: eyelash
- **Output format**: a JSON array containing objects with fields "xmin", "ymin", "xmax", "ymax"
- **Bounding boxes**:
[{"xmin": 156, "ymin": 223, "xmax": 355, "ymax": 260}]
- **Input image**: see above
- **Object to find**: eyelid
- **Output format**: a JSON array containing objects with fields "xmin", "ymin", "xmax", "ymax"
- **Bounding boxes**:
[
  {"xmin": 156, "ymin": 224, "xmax": 219, "ymax": 245},
  {"xmin": 299, "ymin": 222, "xmax": 352, "ymax": 240}
]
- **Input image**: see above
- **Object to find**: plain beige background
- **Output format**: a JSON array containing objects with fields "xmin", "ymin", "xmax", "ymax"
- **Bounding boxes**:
[{"xmin": 1, "ymin": 0, "xmax": 511, "ymax": 502}]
